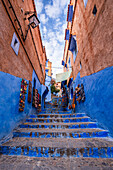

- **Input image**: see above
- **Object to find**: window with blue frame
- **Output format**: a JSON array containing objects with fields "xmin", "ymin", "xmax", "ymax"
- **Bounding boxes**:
[
  {"xmin": 69, "ymin": 35, "xmax": 78, "ymax": 63},
  {"xmin": 65, "ymin": 29, "xmax": 70, "ymax": 40},
  {"xmin": 62, "ymin": 60, "xmax": 65, "ymax": 66},
  {"xmin": 83, "ymin": 0, "xmax": 88, "ymax": 8},
  {"xmin": 67, "ymin": 5, "xmax": 73, "ymax": 22}
]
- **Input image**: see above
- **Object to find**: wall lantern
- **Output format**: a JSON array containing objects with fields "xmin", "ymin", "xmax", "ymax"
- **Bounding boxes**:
[
  {"xmin": 23, "ymin": 12, "xmax": 40, "ymax": 41},
  {"xmin": 28, "ymin": 14, "xmax": 40, "ymax": 28}
]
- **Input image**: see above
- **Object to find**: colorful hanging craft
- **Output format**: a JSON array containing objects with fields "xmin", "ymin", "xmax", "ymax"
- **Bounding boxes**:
[
  {"xmin": 32, "ymin": 88, "xmax": 39, "ymax": 108},
  {"xmin": 19, "ymin": 79, "xmax": 28, "ymax": 112},
  {"xmin": 28, "ymin": 81, "xmax": 32, "ymax": 103}
]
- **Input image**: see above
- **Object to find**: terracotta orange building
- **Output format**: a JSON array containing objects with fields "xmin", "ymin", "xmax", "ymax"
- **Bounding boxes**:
[
  {"xmin": 0, "ymin": 0, "xmax": 48, "ymax": 140},
  {"xmin": 62, "ymin": 0, "xmax": 113, "ymax": 136}
]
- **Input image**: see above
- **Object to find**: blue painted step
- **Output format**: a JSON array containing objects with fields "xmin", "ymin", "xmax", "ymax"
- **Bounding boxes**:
[
  {"xmin": 19, "ymin": 123, "xmax": 98, "ymax": 129},
  {"xmin": 38, "ymin": 111, "xmax": 73, "ymax": 115},
  {"xmin": 13, "ymin": 131, "xmax": 109, "ymax": 139},
  {"xmin": 0, "ymin": 146, "xmax": 113, "ymax": 158},
  {"xmin": 29, "ymin": 113, "xmax": 86, "ymax": 119},
  {"xmin": 25, "ymin": 117, "xmax": 91, "ymax": 123},
  {"xmin": 31, "ymin": 115, "xmax": 77, "ymax": 118}
]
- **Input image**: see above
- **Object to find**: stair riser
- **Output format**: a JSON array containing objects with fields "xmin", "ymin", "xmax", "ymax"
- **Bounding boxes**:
[
  {"xmin": 0, "ymin": 146, "xmax": 113, "ymax": 158},
  {"xmin": 19, "ymin": 124, "xmax": 97, "ymax": 129},
  {"xmin": 32, "ymin": 115, "xmax": 77, "ymax": 118},
  {"xmin": 38, "ymin": 112, "xmax": 78, "ymax": 115},
  {"xmin": 13, "ymin": 131, "xmax": 108, "ymax": 138},
  {"xmin": 26, "ymin": 118, "xmax": 90, "ymax": 123},
  {"xmin": 30, "ymin": 114, "xmax": 86, "ymax": 118}
]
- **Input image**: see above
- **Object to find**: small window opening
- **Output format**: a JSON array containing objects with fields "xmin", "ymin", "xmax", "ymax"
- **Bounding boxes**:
[
  {"xmin": 80, "ymin": 61, "xmax": 82, "ymax": 70},
  {"xmin": 33, "ymin": 78, "xmax": 36, "ymax": 88},
  {"xmin": 14, "ymin": 39, "xmax": 18, "ymax": 46},
  {"xmin": 92, "ymin": 5, "xmax": 97, "ymax": 16}
]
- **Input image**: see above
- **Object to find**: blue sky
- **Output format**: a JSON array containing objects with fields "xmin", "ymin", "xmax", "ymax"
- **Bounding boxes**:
[{"xmin": 34, "ymin": 0, "xmax": 70, "ymax": 78}]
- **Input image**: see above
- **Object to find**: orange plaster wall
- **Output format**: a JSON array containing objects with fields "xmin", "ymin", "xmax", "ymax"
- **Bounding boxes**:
[
  {"xmin": 71, "ymin": 0, "xmax": 113, "ymax": 79},
  {"xmin": 0, "ymin": 0, "xmax": 45, "ymax": 83}
]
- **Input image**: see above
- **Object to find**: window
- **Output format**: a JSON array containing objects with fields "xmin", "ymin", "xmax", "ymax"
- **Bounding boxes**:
[
  {"xmin": 33, "ymin": 78, "xmax": 36, "ymax": 88},
  {"xmin": 73, "ymin": 36, "xmax": 78, "ymax": 63},
  {"xmin": 67, "ymin": 5, "xmax": 73, "ymax": 22},
  {"xmin": 92, "ymin": 5, "xmax": 97, "ymax": 16},
  {"xmin": 65, "ymin": 29, "xmax": 70, "ymax": 40},
  {"xmin": 11, "ymin": 32, "xmax": 20, "ymax": 55},
  {"xmin": 65, "ymin": 63, "xmax": 67, "ymax": 68},
  {"xmin": 62, "ymin": 60, "xmax": 65, "ymax": 66},
  {"xmin": 69, "ymin": 35, "xmax": 78, "ymax": 63},
  {"xmin": 83, "ymin": 0, "xmax": 88, "ymax": 8},
  {"xmin": 80, "ymin": 61, "xmax": 82, "ymax": 70}
]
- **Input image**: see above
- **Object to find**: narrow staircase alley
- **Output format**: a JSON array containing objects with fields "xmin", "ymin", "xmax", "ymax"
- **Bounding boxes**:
[{"xmin": 0, "ymin": 103, "xmax": 113, "ymax": 170}]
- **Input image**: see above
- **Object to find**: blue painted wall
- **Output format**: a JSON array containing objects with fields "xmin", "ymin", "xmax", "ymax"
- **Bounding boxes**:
[
  {"xmin": 73, "ymin": 66, "xmax": 113, "ymax": 137},
  {"xmin": 32, "ymin": 70, "xmax": 41, "ymax": 95},
  {"xmin": 0, "ymin": 70, "xmax": 41, "ymax": 140}
]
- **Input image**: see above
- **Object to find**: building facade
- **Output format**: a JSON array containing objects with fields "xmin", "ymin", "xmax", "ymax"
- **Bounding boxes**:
[
  {"xmin": 45, "ymin": 60, "xmax": 52, "ymax": 102},
  {"xmin": 0, "ymin": 0, "xmax": 48, "ymax": 140},
  {"xmin": 62, "ymin": 0, "xmax": 113, "ymax": 136}
]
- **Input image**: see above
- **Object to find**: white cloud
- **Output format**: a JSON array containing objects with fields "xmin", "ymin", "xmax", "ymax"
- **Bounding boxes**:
[
  {"xmin": 35, "ymin": 0, "xmax": 43, "ymax": 14},
  {"xmin": 54, "ymin": 21, "xmax": 62, "ymax": 30},
  {"xmin": 39, "ymin": 14, "xmax": 48, "ymax": 24},
  {"xmin": 45, "ymin": 5, "xmax": 60, "ymax": 19},
  {"xmin": 45, "ymin": 0, "xmax": 69, "ymax": 19},
  {"xmin": 43, "ymin": 26, "xmax": 47, "ymax": 34},
  {"xmin": 34, "ymin": 0, "xmax": 70, "ymax": 78},
  {"xmin": 64, "ymin": 6, "xmax": 68, "ymax": 18},
  {"xmin": 56, "ymin": 18, "xmax": 60, "ymax": 22},
  {"xmin": 43, "ymin": 29, "xmax": 65, "ymax": 78},
  {"xmin": 60, "ymin": 0, "xmax": 69, "ymax": 7}
]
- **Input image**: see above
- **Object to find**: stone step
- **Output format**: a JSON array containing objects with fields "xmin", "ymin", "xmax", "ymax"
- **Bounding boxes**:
[
  {"xmin": 0, "ymin": 145, "xmax": 113, "ymax": 158},
  {"xmin": 30, "ymin": 113, "xmax": 86, "ymax": 118},
  {"xmin": 25, "ymin": 117, "xmax": 90, "ymax": 123},
  {"xmin": 14, "ymin": 128, "xmax": 106, "ymax": 133},
  {"xmin": 13, "ymin": 130, "xmax": 109, "ymax": 139},
  {"xmin": 2, "ymin": 137, "xmax": 113, "ymax": 148},
  {"xmin": 1, "ymin": 156, "xmax": 113, "ymax": 170},
  {"xmin": 19, "ymin": 122, "xmax": 97, "ymax": 129}
]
